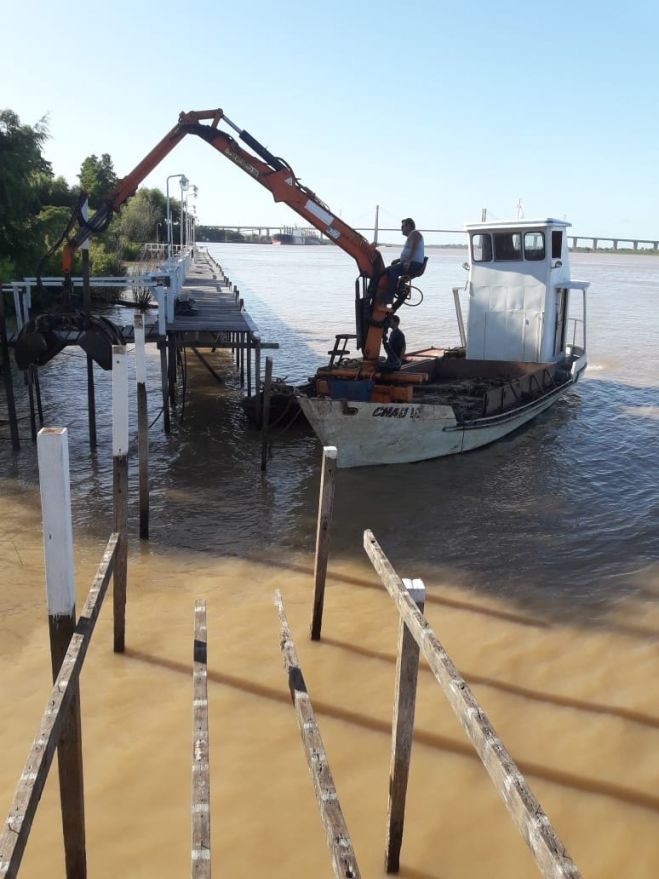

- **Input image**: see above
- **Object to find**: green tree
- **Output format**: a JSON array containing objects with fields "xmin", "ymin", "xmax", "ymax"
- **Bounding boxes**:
[
  {"xmin": 0, "ymin": 109, "xmax": 51, "ymax": 281},
  {"xmin": 78, "ymin": 153, "xmax": 117, "ymax": 208},
  {"xmin": 113, "ymin": 187, "xmax": 166, "ymax": 243}
]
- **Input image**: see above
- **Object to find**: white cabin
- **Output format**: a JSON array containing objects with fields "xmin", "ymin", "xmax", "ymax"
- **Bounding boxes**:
[{"xmin": 464, "ymin": 218, "xmax": 588, "ymax": 363}]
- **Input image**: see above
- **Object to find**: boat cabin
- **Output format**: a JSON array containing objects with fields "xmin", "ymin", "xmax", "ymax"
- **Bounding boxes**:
[{"xmin": 464, "ymin": 218, "xmax": 588, "ymax": 363}]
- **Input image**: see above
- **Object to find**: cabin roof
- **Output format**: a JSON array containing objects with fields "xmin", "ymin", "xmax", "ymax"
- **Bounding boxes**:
[{"xmin": 465, "ymin": 218, "xmax": 571, "ymax": 231}]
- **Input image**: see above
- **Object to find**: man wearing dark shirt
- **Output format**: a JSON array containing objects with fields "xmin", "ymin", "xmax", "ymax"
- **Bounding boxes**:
[{"xmin": 382, "ymin": 315, "xmax": 406, "ymax": 371}]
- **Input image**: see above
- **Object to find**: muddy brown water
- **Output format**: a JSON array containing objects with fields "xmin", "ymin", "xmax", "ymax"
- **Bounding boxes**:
[{"xmin": 1, "ymin": 249, "xmax": 659, "ymax": 877}]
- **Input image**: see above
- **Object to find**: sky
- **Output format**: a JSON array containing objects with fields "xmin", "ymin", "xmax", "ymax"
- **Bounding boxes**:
[{"xmin": 3, "ymin": 0, "xmax": 658, "ymax": 243}]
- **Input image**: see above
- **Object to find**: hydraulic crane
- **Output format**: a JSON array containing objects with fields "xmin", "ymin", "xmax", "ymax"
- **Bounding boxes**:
[{"xmin": 17, "ymin": 108, "xmax": 416, "ymax": 377}]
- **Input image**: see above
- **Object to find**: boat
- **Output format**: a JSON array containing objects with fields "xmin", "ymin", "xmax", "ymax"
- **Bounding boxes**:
[{"xmin": 297, "ymin": 218, "xmax": 589, "ymax": 468}]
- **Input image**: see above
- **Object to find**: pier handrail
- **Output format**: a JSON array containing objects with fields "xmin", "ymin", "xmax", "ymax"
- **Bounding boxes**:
[
  {"xmin": 0, "ymin": 533, "xmax": 119, "ymax": 879},
  {"xmin": 363, "ymin": 529, "xmax": 580, "ymax": 879}
]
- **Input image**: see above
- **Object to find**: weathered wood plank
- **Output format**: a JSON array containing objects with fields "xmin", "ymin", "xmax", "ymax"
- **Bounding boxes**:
[
  {"xmin": 275, "ymin": 590, "xmax": 361, "ymax": 879},
  {"xmin": 0, "ymin": 535, "xmax": 118, "ymax": 879},
  {"xmin": 310, "ymin": 447, "xmax": 338, "ymax": 641},
  {"xmin": 385, "ymin": 578, "xmax": 425, "ymax": 873},
  {"xmin": 192, "ymin": 600, "xmax": 211, "ymax": 878},
  {"xmin": 363, "ymin": 530, "xmax": 580, "ymax": 879}
]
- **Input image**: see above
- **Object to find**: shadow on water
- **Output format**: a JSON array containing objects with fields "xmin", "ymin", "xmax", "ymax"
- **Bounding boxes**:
[{"xmin": 124, "ymin": 645, "xmax": 659, "ymax": 815}]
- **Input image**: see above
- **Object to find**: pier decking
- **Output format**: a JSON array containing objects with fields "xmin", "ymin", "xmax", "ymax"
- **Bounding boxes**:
[{"xmin": 0, "ymin": 247, "xmax": 277, "ymax": 448}]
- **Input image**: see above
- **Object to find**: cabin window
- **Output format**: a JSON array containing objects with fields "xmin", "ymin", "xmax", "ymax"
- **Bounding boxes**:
[
  {"xmin": 524, "ymin": 231, "xmax": 545, "ymax": 261},
  {"xmin": 552, "ymin": 230, "xmax": 563, "ymax": 259},
  {"xmin": 471, "ymin": 233, "xmax": 492, "ymax": 262},
  {"xmin": 493, "ymin": 232, "xmax": 522, "ymax": 261}
]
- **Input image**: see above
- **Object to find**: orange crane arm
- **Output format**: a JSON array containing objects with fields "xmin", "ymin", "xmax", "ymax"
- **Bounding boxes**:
[
  {"xmin": 66, "ymin": 108, "xmax": 384, "ymax": 278},
  {"xmin": 61, "ymin": 108, "xmax": 390, "ymax": 360}
]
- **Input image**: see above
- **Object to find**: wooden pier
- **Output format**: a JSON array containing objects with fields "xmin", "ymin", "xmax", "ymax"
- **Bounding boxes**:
[{"xmin": 0, "ymin": 247, "xmax": 278, "ymax": 448}]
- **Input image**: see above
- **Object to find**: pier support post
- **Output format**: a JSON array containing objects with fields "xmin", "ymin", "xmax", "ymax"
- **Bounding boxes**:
[
  {"xmin": 310, "ymin": 446, "xmax": 338, "ymax": 641},
  {"xmin": 112, "ymin": 346, "xmax": 128, "ymax": 653},
  {"xmin": 0, "ymin": 291, "xmax": 20, "ymax": 450},
  {"xmin": 167, "ymin": 333, "xmax": 177, "ymax": 407},
  {"xmin": 192, "ymin": 600, "xmax": 211, "ymax": 878},
  {"xmin": 37, "ymin": 427, "xmax": 87, "ymax": 879},
  {"xmin": 385, "ymin": 578, "xmax": 425, "ymax": 874},
  {"xmin": 82, "ymin": 217, "xmax": 97, "ymax": 450},
  {"xmin": 158, "ymin": 340, "xmax": 171, "ymax": 434},
  {"xmin": 134, "ymin": 315, "xmax": 149, "ymax": 540},
  {"xmin": 246, "ymin": 337, "xmax": 252, "ymax": 397},
  {"xmin": 261, "ymin": 357, "xmax": 273, "ymax": 471},
  {"xmin": 255, "ymin": 336, "xmax": 261, "ymax": 395},
  {"xmin": 26, "ymin": 367, "xmax": 37, "ymax": 442}
]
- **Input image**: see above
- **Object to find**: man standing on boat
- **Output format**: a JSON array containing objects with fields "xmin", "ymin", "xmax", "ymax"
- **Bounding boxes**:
[
  {"xmin": 382, "ymin": 314, "xmax": 406, "ymax": 371},
  {"xmin": 382, "ymin": 218, "xmax": 425, "ymax": 304}
]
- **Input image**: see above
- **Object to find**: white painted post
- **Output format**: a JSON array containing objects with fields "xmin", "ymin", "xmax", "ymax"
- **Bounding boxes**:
[
  {"xmin": 112, "ymin": 346, "xmax": 128, "ymax": 652},
  {"xmin": 134, "ymin": 315, "xmax": 149, "ymax": 540},
  {"xmin": 36, "ymin": 427, "xmax": 87, "ymax": 879}
]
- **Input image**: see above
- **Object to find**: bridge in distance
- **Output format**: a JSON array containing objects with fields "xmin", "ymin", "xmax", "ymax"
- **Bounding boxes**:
[{"xmin": 209, "ymin": 225, "xmax": 659, "ymax": 252}]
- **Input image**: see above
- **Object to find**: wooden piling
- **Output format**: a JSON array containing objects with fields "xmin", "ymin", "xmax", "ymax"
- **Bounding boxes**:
[
  {"xmin": 0, "ymin": 534, "xmax": 117, "ymax": 879},
  {"xmin": 260, "ymin": 357, "xmax": 273, "ymax": 472},
  {"xmin": 112, "ymin": 346, "xmax": 128, "ymax": 653},
  {"xmin": 26, "ymin": 367, "xmax": 37, "ymax": 442},
  {"xmin": 33, "ymin": 368, "xmax": 44, "ymax": 425},
  {"xmin": 158, "ymin": 340, "xmax": 171, "ymax": 434},
  {"xmin": 81, "ymin": 223, "xmax": 97, "ymax": 450},
  {"xmin": 310, "ymin": 446, "xmax": 338, "ymax": 641},
  {"xmin": 385, "ymin": 578, "xmax": 425, "ymax": 874},
  {"xmin": 167, "ymin": 334, "xmax": 177, "ymax": 407},
  {"xmin": 134, "ymin": 315, "xmax": 149, "ymax": 540},
  {"xmin": 36, "ymin": 427, "xmax": 87, "ymax": 879},
  {"xmin": 363, "ymin": 530, "xmax": 581, "ymax": 879},
  {"xmin": 275, "ymin": 591, "xmax": 361, "ymax": 879},
  {"xmin": 246, "ymin": 338, "xmax": 252, "ymax": 397},
  {"xmin": 254, "ymin": 336, "xmax": 261, "ymax": 395},
  {"xmin": 192, "ymin": 600, "xmax": 211, "ymax": 877},
  {"xmin": 0, "ymin": 291, "xmax": 20, "ymax": 450}
]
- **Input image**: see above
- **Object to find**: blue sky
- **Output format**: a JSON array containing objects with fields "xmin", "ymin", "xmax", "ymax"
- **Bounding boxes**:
[{"xmin": 4, "ymin": 0, "xmax": 658, "ymax": 241}]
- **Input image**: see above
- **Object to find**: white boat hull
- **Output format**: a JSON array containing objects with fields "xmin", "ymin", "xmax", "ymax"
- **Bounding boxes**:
[{"xmin": 298, "ymin": 366, "xmax": 583, "ymax": 469}]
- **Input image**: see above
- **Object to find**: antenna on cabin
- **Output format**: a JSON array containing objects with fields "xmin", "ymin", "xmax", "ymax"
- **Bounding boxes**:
[
  {"xmin": 481, "ymin": 208, "xmax": 487, "ymax": 221},
  {"xmin": 516, "ymin": 199, "xmax": 524, "ymax": 219},
  {"xmin": 373, "ymin": 204, "xmax": 379, "ymax": 246}
]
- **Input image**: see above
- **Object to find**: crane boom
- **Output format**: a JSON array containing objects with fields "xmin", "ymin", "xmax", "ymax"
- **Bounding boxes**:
[{"xmin": 59, "ymin": 108, "xmax": 394, "ymax": 360}]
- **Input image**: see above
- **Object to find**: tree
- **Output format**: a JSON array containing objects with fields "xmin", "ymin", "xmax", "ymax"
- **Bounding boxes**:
[
  {"xmin": 78, "ymin": 153, "xmax": 117, "ymax": 208},
  {"xmin": 0, "ymin": 109, "xmax": 51, "ymax": 280},
  {"xmin": 113, "ymin": 187, "xmax": 166, "ymax": 243}
]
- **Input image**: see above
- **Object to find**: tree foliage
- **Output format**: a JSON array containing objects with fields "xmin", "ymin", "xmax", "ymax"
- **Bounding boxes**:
[
  {"xmin": 78, "ymin": 153, "xmax": 117, "ymax": 208},
  {"xmin": 0, "ymin": 110, "xmax": 51, "ymax": 280}
]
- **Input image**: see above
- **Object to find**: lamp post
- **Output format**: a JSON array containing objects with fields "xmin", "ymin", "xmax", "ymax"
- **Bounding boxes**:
[
  {"xmin": 181, "ymin": 183, "xmax": 198, "ymax": 249},
  {"xmin": 166, "ymin": 174, "xmax": 188, "ymax": 257}
]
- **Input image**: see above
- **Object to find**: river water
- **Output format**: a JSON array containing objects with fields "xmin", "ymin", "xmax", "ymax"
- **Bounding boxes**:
[{"xmin": 1, "ymin": 246, "xmax": 658, "ymax": 877}]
